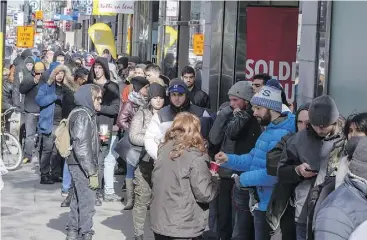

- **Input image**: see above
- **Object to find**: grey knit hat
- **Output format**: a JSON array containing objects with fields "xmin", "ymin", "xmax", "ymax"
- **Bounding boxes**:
[
  {"xmin": 250, "ymin": 86, "xmax": 283, "ymax": 113},
  {"xmin": 349, "ymin": 137, "xmax": 367, "ymax": 180},
  {"xmin": 228, "ymin": 81, "xmax": 254, "ymax": 102},
  {"xmin": 308, "ymin": 95, "xmax": 339, "ymax": 126}
]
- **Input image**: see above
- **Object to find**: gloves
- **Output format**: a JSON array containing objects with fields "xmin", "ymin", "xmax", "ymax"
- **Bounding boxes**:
[{"xmin": 88, "ymin": 174, "xmax": 99, "ymax": 190}]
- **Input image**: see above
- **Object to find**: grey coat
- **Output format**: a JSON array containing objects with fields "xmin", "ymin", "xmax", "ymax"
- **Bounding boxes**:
[
  {"xmin": 314, "ymin": 173, "xmax": 367, "ymax": 240},
  {"xmin": 150, "ymin": 141, "xmax": 219, "ymax": 238},
  {"xmin": 278, "ymin": 127, "xmax": 344, "ymax": 224},
  {"xmin": 129, "ymin": 106, "xmax": 153, "ymax": 147}
]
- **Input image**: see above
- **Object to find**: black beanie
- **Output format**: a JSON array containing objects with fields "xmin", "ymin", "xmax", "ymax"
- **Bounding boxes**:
[
  {"xmin": 349, "ymin": 137, "xmax": 367, "ymax": 180},
  {"xmin": 308, "ymin": 95, "xmax": 339, "ymax": 126},
  {"xmin": 131, "ymin": 76, "xmax": 149, "ymax": 92},
  {"xmin": 149, "ymin": 83, "xmax": 166, "ymax": 100}
]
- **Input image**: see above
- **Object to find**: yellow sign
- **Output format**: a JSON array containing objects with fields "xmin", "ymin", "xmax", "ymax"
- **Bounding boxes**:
[
  {"xmin": 193, "ymin": 33, "xmax": 204, "ymax": 56},
  {"xmin": 16, "ymin": 26, "xmax": 34, "ymax": 48},
  {"xmin": 88, "ymin": 23, "xmax": 117, "ymax": 59},
  {"xmin": 35, "ymin": 10, "xmax": 43, "ymax": 20}
]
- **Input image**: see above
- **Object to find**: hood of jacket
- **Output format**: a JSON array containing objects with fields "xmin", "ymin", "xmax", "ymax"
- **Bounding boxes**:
[
  {"xmin": 87, "ymin": 57, "xmax": 111, "ymax": 83},
  {"xmin": 48, "ymin": 64, "xmax": 78, "ymax": 92},
  {"xmin": 268, "ymin": 112, "xmax": 296, "ymax": 133},
  {"xmin": 296, "ymin": 102, "xmax": 311, "ymax": 131},
  {"xmin": 74, "ymin": 84, "xmax": 96, "ymax": 113},
  {"xmin": 21, "ymin": 49, "xmax": 33, "ymax": 60},
  {"xmin": 346, "ymin": 172, "xmax": 367, "ymax": 198}
]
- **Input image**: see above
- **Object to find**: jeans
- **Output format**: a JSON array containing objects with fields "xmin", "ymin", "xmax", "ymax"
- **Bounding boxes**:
[
  {"xmin": 62, "ymin": 161, "xmax": 71, "ymax": 193},
  {"xmin": 24, "ymin": 113, "xmax": 39, "ymax": 160},
  {"xmin": 104, "ymin": 135, "xmax": 118, "ymax": 195},
  {"xmin": 126, "ymin": 162, "xmax": 135, "ymax": 179},
  {"xmin": 232, "ymin": 186, "xmax": 254, "ymax": 240},
  {"xmin": 98, "ymin": 144, "xmax": 109, "ymax": 190},
  {"xmin": 253, "ymin": 210, "xmax": 272, "ymax": 240},
  {"xmin": 296, "ymin": 223, "xmax": 307, "ymax": 240},
  {"xmin": 39, "ymin": 125, "xmax": 63, "ymax": 176},
  {"xmin": 67, "ymin": 164, "xmax": 96, "ymax": 235}
]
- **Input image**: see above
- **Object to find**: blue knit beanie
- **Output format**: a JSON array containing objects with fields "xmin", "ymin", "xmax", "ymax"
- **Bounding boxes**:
[{"xmin": 250, "ymin": 86, "xmax": 283, "ymax": 113}]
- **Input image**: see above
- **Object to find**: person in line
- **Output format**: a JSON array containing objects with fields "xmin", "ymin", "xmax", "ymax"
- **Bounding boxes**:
[
  {"xmin": 251, "ymin": 73, "xmax": 272, "ymax": 93},
  {"xmin": 181, "ymin": 66, "xmax": 210, "ymax": 109},
  {"xmin": 87, "ymin": 57, "xmax": 120, "ymax": 206},
  {"xmin": 265, "ymin": 103, "xmax": 310, "ymax": 240},
  {"xmin": 116, "ymin": 76, "xmax": 149, "ymax": 208},
  {"xmin": 215, "ymin": 85, "xmax": 296, "ymax": 240},
  {"xmin": 144, "ymin": 79, "xmax": 212, "ymax": 161},
  {"xmin": 135, "ymin": 64, "xmax": 146, "ymax": 77},
  {"xmin": 145, "ymin": 64, "xmax": 170, "ymax": 86},
  {"xmin": 314, "ymin": 137, "xmax": 367, "ymax": 240},
  {"xmin": 150, "ymin": 112, "xmax": 219, "ymax": 240},
  {"xmin": 209, "ymin": 81, "xmax": 261, "ymax": 240},
  {"xmin": 74, "ymin": 68, "xmax": 89, "ymax": 86},
  {"xmin": 278, "ymin": 95, "xmax": 345, "ymax": 240},
  {"xmin": 129, "ymin": 83, "xmax": 166, "ymax": 240},
  {"xmin": 36, "ymin": 64, "xmax": 78, "ymax": 184},
  {"xmin": 19, "ymin": 62, "xmax": 46, "ymax": 164},
  {"xmin": 65, "ymin": 84, "xmax": 102, "ymax": 240},
  {"xmin": 2, "ymin": 65, "xmax": 15, "ymax": 111}
]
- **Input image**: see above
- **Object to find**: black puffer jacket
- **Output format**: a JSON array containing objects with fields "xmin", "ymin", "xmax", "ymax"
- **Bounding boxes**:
[
  {"xmin": 2, "ymin": 79, "xmax": 14, "ymax": 111},
  {"xmin": 67, "ymin": 85, "xmax": 100, "ymax": 177},
  {"xmin": 189, "ymin": 86, "xmax": 210, "ymax": 109}
]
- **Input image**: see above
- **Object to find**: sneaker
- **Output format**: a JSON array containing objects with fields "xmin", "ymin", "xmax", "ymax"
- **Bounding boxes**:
[
  {"xmin": 23, "ymin": 157, "xmax": 31, "ymax": 164},
  {"xmin": 61, "ymin": 191, "xmax": 68, "ymax": 197},
  {"xmin": 104, "ymin": 193, "xmax": 123, "ymax": 202}
]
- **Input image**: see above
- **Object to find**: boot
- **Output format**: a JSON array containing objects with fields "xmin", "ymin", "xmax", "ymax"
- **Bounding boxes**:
[
  {"xmin": 134, "ymin": 235, "xmax": 143, "ymax": 240},
  {"xmin": 95, "ymin": 191, "xmax": 102, "ymax": 206},
  {"xmin": 40, "ymin": 174, "xmax": 54, "ymax": 184},
  {"xmin": 65, "ymin": 230, "xmax": 78, "ymax": 240},
  {"xmin": 82, "ymin": 233, "xmax": 93, "ymax": 240},
  {"xmin": 123, "ymin": 179, "xmax": 134, "ymax": 210},
  {"xmin": 61, "ymin": 190, "xmax": 73, "ymax": 207}
]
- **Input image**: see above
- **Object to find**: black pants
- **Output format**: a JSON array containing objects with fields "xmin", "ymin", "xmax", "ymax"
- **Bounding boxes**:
[
  {"xmin": 154, "ymin": 233, "xmax": 202, "ymax": 240},
  {"xmin": 39, "ymin": 125, "xmax": 63, "ymax": 177},
  {"xmin": 279, "ymin": 205, "xmax": 296, "ymax": 240},
  {"xmin": 67, "ymin": 165, "xmax": 96, "ymax": 235}
]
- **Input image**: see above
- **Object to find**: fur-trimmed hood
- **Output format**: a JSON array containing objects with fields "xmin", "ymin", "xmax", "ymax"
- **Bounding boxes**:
[{"xmin": 47, "ymin": 64, "xmax": 78, "ymax": 92}]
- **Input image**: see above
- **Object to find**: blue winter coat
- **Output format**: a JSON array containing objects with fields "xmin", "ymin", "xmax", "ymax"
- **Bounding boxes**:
[
  {"xmin": 36, "ymin": 82, "xmax": 57, "ymax": 134},
  {"xmin": 221, "ymin": 112, "xmax": 296, "ymax": 211}
]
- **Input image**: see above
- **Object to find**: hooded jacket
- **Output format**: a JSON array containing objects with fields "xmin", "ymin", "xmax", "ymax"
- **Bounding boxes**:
[
  {"xmin": 87, "ymin": 57, "xmax": 120, "ymax": 135},
  {"xmin": 66, "ymin": 85, "xmax": 100, "ymax": 177},
  {"xmin": 221, "ymin": 112, "xmax": 296, "ymax": 211},
  {"xmin": 144, "ymin": 80, "xmax": 212, "ymax": 160},
  {"xmin": 36, "ymin": 65, "xmax": 78, "ymax": 134},
  {"xmin": 13, "ymin": 49, "xmax": 34, "ymax": 109},
  {"xmin": 278, "ymin": 120, "xmax": 345, "ymax": 224},
  {"xmin": 116, "ymin": 91, "xmax": 147, "ymax": 131}
]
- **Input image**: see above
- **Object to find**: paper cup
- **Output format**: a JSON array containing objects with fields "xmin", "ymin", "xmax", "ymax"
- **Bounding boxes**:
[
  {"xmin": 99, "ymin": 124, "xmax": 108, "ymax": 136},
  {"xmin": 210, "ymin": 162, "xmax": 220, "ymax": 173}
]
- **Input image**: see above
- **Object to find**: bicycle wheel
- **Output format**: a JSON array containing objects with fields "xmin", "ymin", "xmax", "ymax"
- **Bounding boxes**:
[{"xmin": 1, "ymin": 132, "xmax": 23, "ymax": 171}]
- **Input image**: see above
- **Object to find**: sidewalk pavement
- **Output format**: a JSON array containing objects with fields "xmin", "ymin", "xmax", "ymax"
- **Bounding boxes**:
[{"xmin": 1, "ymin": 164, "xmax": 154, "ymax": 240}]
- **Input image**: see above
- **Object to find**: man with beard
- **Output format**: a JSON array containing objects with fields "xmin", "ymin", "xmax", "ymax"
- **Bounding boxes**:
[
  {"xmin": 278, "ymin": 95, "xmax": 344, "ymax": 240},
  {"xmin": 215, "ymin": 85, "xmax": 296, "ymax": 240}
]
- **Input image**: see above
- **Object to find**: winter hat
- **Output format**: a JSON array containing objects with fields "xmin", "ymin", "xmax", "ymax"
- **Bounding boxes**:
[
  {"xmin": 250, "ymin": 86, "xmax": 283, "ymax": 113},
  {"xmin": 228, "ymin": 81, "xmax": 254, "ymax": 102},
  {"xmin": 128, "ymin": 56, "xmax": 141, "ymax": 64},
  {"xmin": 349, "ymin": 137, "xmax": 367, "ymax": 180},
  {"xmin": 130, "ymin": 76, "xmax": 149, "ymax": 92},
  {"xmin": 148, "ymin": 83, "xmax": 166, "ymax": 100},
  {"xmin": 25, "ymin": 56, "xmax": 34, "ymax": 65},
  {"xmin": 168, "ymin": 79, "xmax": 188, "ymax": 94},
  {"xmin": 308, "ymin": 95, "xmax": 339, "ymax": 127},
  {"xmin": 34, "ymin": 62, "xmax": 46, "ymax": 74}
]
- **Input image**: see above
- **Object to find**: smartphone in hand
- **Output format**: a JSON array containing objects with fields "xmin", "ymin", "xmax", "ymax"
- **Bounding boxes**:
[{"xmin": 305, "ymin": 168, "xmax": 319, "ymax": 173}]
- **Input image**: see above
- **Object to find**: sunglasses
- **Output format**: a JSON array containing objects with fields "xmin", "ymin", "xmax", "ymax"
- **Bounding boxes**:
[{"xmin": 35, "ymin": 72, "xmax": 43, "ymax": 76}]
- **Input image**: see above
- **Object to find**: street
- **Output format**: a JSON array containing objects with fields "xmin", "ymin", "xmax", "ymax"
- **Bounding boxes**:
[{"xmin": 1, "ymin": 164, "xmax": 154, "ymax": 240}]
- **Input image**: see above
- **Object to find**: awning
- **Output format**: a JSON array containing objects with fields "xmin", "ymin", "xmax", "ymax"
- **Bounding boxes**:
[{"xmin": 52, "ymin": 14, "xmax": 74, "ymax": 21}]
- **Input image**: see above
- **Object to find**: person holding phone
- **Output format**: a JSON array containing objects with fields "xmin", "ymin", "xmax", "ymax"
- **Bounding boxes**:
[{"xmin": 278, "ymin": 95, "xmax": 346, "ymax": 240}]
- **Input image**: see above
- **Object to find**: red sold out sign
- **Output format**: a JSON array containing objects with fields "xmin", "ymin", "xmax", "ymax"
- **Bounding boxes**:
[
  {"xmin": 44, "ymin": 21, "xmax": 57, "ymax": 29},
  {"xmin": 245, "ymin": 7, "xmax": 299, "ymax": 102}
]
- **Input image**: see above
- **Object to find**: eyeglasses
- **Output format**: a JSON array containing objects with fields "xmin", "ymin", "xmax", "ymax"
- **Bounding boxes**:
[{"xmin": 35, "ymin": 72, "xmax": 42, "ymax": 76}]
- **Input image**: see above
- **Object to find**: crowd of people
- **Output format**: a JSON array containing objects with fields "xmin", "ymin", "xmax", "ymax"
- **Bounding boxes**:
[{"xmin": 2, "ymin": 47, "xmax": 367, "ymax": 240}]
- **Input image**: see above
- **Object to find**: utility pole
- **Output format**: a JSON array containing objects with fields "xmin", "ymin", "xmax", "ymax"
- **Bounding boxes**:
[{"xmin": 0, "ymin": 0, "xmax": 8, "ymax": 129}]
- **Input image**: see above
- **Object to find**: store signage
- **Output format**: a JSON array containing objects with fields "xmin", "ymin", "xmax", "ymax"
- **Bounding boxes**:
[
  {"xmin": 35, "ymin": 10, "xmax": 43, "ymax": 20},
  {"xmin": 97, "ymin": 1, "xmax": 134, "ymax": 14},
  {"xmin": 72, "ymin": 0, "xmax": 93, "ymax": 15},
  {"xmin": 193, "ymin": 33, "xmax": 204, "ymax": 56},
  {"xmin": 44, "ymin": 21, "xmax": 57, "ymax": 29},
  {"xmin": 167, "ymin": 0, "xmax": 178, "ymax": 17},
  {"xmin": 245, "ymin": 7, "xmax": 298, "ymax": 102},
  {"xmin": 151, "ymin": 30, "xmax": 158, "ymax": 63},
  {"xmin": 16, "ymin": 26, "xmax": 34, "ymax": 48},
  {"xmin": 36, "ymin": 19, "xmax": 43, "ymax": 33}
]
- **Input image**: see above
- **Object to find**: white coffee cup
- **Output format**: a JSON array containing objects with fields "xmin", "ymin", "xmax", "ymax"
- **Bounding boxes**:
[{"xmin": 99, "ymin": 124, "xmax": 109, "ymax": 136}]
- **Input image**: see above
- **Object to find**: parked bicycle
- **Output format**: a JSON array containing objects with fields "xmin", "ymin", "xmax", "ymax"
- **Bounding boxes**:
[{"xmin": 1, "ymin": 107, "xmax": 23, "ymax": 170}]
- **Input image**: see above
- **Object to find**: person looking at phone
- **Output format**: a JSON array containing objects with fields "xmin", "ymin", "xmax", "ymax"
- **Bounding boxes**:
[{"xmin": 278, "ymin": 95, "xmax": 346, "ymax": 240}]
